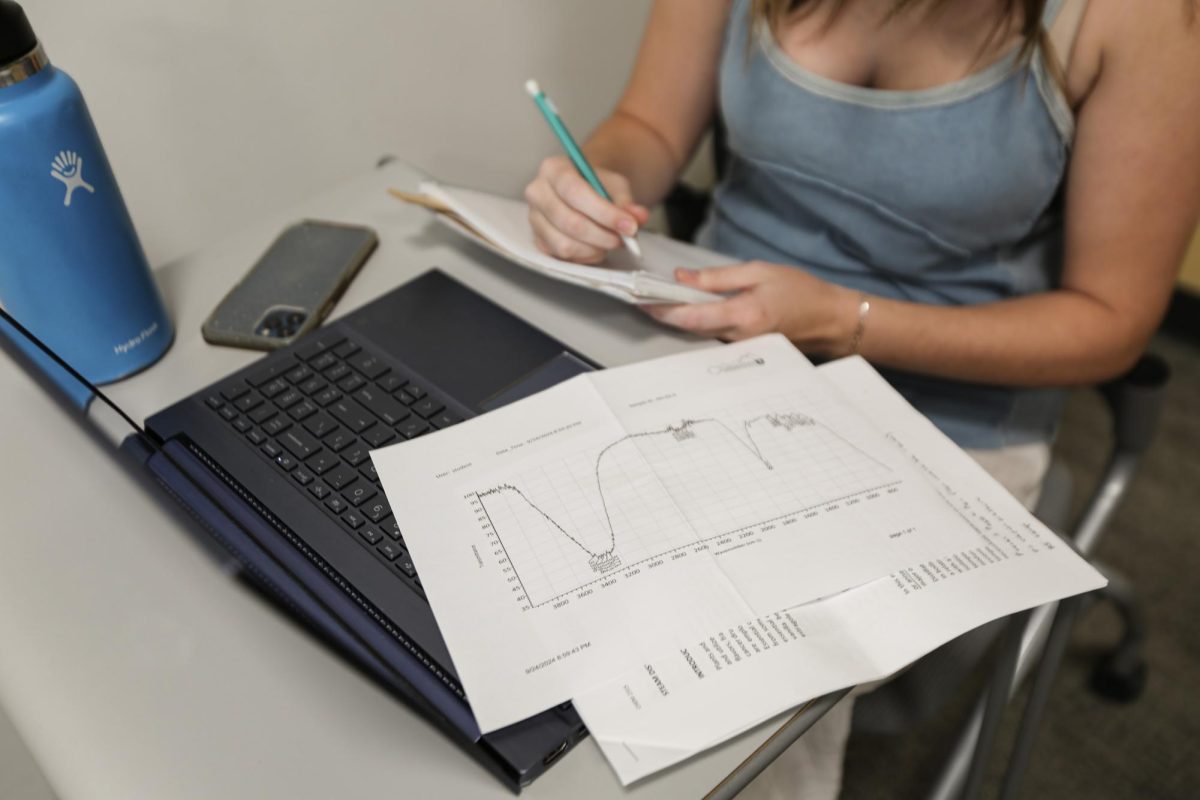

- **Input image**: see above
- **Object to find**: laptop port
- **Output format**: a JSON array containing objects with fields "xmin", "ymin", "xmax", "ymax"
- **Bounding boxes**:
[{"xmin": 543, "ymin": 739, "xmax": 570, "ymax": 766}]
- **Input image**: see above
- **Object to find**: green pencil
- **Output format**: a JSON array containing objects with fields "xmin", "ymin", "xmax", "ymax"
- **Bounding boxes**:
[{"xmin": 525, "ymin": 79, "xmax": 642, "ymax": 259}]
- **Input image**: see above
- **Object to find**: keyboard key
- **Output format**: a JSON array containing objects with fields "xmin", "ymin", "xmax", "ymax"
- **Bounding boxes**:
[
  {"xmin": 397, "ymin": 558, "xmax": 418, "ymax": 578},
  {"xmin": 302, "ymin": 412, "xmax": 338, "ymax": 438},
  {"xmin": 383, "ymin": 517, "xmax": 403, "ymax": 541},
  {"xmin": 260, "ymin": 378, "xmax": 289, "ymax": 399},
  {"xmin": 332, "ymin": 340, "xmax": 361, "ymax": 358},
  {"xmin": 306, "ymin": 451, "xmax": 339, "ymax": 475},
  {"xmin": 404, "ymin": 382, "xmax": 428, "ymax": 401},
  {"xmin": 395, "ymin": 389, "xmax": 417, "ymax": 405},
  {"xmin": 291, "ymin": 466, "xmax": 315, "ymax": 486},
  {"xmin": 325, "ymin": 429, "xmax": 356, "ymax": 452},
  {"xmin": 343, "ymin": 483, "xmax": 377, "ymax": 507},
  {"xmin": 247, "ymin": 359, "xmax": 295, "ymax": 387},
  {"xmin": 295, "ymin": 332, "xmax": 345, "ymax": 361},
  {"xmin": 348, "ymin": 353, "xmax": 389, "ymax": 380},
  {"xmin": 248, "ymin": 404, "xmax": 278, "ymax": 424},
  {"xmin": 354, "ymin": 386, "xmax": 411, "ymax": 426},
  {"xmin": 246, "ymin": 429, "xmax": 266, "ymax": 445},
  {"xmin": 298, "ymin": 376, "xmax": 327, "ymax": 396},
  {"xmin": 312, "ymin": 386, "xmax": 343, "ymax": 407},
  {"xmin": 285, "ymin": 364, "xmax": 313, "ymax": 384},
  {"xmin": 431, "ymin": 411, "xmax": 462, "ymax": 429},
  {"xmin": 275, "ymin": 388, "xmax": 303, "ymax": 409},
  {"xmin": 288, "ymin": 400, "xmax": 318, "ymax": 421},
  {"xmin": 412, "ymin": 398, "xmax": 445, "ymax": 419},
  {"xmin": 324, "ymin": 465, "xmax": 358, "ymax": 491},
  {"xmin": 324, "ymin": 495, "xmax": 349, "ymax": 514},
  {"xmin": 363, "ymin": 427, "xmax": 396, "ymax": 448},
  {"xmin": 337, "ymin": 373, "xmax": 366, "ymax": 393},
  {"xmin": 329, "ymin": 398, "xmax": 376, "ymax": 434},
  {"xmin": 310, "ymin": 352, "xmax": 338, "ymax": 372},
  {"xmin": 262, "ymin": 441, "xmax": 282, "ymax": 458},
  {"xmin": 342, "ymin": 509, "xmax": 366, "ymax": 529},
  {"xmin": 378, "ymin": 541, "xmax": 404, "ymax": 561},
  {"xmin": 262, "ymin": 415, "xmax": 291, "ymax": 436},
  {"xmin": 220, "ymin": 383, "xmax": 250, "ymax": 401},
  {"xmin": 218, "ymin": 406, "xmax": 238, "ymax": 421},
  {"xmin": 323, "ymin": 362, "xmax": 350, "ymax": 382},
  {"xmin": 359, "ymin": 526, "xmax": 382, "ymax": 545},
  {"xmin": 275, "ymin": 453, "xmax": 298, "ymax": 471},
  {"xmin": 234, "ymin": 392, "xmax": 264, "ymax": 412},
  {"xmin": 399, "ymin": 418, "xmax": 431, "ymax": 439},
  {"xmin": 360, "ymin": 462, "xmax": 379, "ymax": 482},
  {"xmin": 204, "ymin": 394, "xmax": 224, "ymax": 409},
  {"xmin": 232, "ymin": 417, "xmax": 252, "ymax": 433},
  {"xmin": 279, "ymin": 428, "xmax": 321, "ymax": 460},
  {"xmin": 308, "ymin": 482, "xmax": 331, "ymax": 500},
  {"xmin": 363, "ymin": 498, "xmax": 391, "ymax": 523},
  {"xmin": 378, "ymin": 373, "xmax": 408, "ymax": 393},
  {"xmin": 341, "ymin": 443, "xmax": 370, "ymax": 466}
]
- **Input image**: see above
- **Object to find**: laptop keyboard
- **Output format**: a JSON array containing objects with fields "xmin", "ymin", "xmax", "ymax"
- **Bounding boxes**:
[{"xmin": 200, "ymin": 330, "xmax": 463, "ymax": 598}]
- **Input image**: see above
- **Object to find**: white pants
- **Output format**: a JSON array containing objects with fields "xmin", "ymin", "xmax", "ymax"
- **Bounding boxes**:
[{"xmin": 740, "ymin": 442, "xmax": 1052, "ymax": 800}]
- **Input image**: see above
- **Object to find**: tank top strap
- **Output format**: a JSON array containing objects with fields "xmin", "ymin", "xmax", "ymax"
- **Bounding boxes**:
[
  {"xmin": 1031, "ymin": 0, "xmax": 1087, "ymax": 144},
  {"xmin": 1042, "ymin": 0, "xmax": 1067, "ymax": 26},
  {"xmin": 1046, "ymin": 0, "xmax": 1089, "ymax": 68}
]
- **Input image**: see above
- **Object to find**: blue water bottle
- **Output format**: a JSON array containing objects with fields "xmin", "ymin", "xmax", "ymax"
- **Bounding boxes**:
[{"xmin": 0, "ymin": 0, "xmax": 172, "ymax": 388}]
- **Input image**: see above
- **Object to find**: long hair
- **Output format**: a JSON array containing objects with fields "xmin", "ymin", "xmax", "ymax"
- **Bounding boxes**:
[{"xmin": 750, "ymin": 0, "xmax": 1051, "ymax": 67}]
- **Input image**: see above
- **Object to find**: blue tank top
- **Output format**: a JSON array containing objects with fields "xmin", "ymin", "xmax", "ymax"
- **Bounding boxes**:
[{"xmin": 698, "ymin": 0, "xmax": 1078, "ymax": 448}]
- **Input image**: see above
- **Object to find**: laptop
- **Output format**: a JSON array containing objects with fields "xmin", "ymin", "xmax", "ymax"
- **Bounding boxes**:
[{"xmin": 3, "ymin": 268, "xmax": 596, "ymax": 792}]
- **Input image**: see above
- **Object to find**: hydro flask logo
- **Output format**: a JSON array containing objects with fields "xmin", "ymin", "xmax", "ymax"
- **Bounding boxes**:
[{"xmin": 50, "ymin": 150, "xmax": 95, "ymax": 207}]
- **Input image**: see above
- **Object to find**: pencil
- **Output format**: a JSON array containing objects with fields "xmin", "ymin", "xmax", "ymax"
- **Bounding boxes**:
[{"xmin": 525, "ymin": 79, "xmax": 643, "ymax": 259}]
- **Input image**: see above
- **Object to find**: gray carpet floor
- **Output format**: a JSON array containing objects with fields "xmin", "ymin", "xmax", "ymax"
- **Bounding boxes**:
[{"xmin": 842, "ymin": 332, "xmax": 1200, "ymax": 799}]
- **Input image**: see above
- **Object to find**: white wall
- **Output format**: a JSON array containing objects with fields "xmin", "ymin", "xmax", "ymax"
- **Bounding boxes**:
[{"xmin": 21, "ymin": 0, "xmax": 654, "ymax": 265}]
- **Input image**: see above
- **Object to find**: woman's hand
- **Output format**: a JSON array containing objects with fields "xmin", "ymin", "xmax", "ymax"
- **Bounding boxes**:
[
  {"xmin": 642, "ymin": 262, "xmax": 862, "ymax": 356},
  {"xmin": 524, "ymin": 156, "xmax": 651, "ymax": 264}
]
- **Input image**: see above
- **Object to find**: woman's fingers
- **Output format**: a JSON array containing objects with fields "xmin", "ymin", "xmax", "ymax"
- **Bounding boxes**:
[
  {"xmin": 601, "ymin": 172, "xmax": 642, "ymax": 219},
  {"xmin": 624, "ymin": 203, "xmax": 652, "ymax": 226},
  {"xmin": 641, "ymin": 300, "xmax": 738, "ymax": 335},
  {"xmin": 529, "ymin": 208, "xmax": 607, "ymax": 264},
  {"xmin": 675, "ymin": 263, "xmax": 767, "ymax": 293},
  {"xmin": 524, "ymin": 157, "xmax": 644, "ymax": 263},
  {"xmin": 547, "ymin": 164, "xmax": 640, "ymax": 236},
  {"xmin": 642, "ymin": 292, "xmax": 770, "ymax": 342},
  {"xmin": 538, "ymin": 192, "xmax": 623, "ymax": 251}
]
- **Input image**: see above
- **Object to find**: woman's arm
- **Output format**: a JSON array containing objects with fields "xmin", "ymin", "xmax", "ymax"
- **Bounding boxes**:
[
  {"xmin": 525, "ymin": 0, "xmax": 729, "ymax": 263},
  {"xmin": 654, "ymin": 1, "xmax": 1200, "ymax": 387},
  {"xmin": 582, "ymin": 0, "xmax": 731, "ymax": 203}
]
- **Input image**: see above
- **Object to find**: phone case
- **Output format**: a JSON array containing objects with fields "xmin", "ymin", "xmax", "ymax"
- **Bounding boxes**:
[{"xmin": 201, "ymin": 220, "xmax": 378, "ymax": 351}]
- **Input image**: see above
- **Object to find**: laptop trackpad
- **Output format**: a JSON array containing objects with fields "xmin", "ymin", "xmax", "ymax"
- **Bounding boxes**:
[
  {"xmin": 340, "ymin": 270, "xmax": 595, "ymax": 411},
  {"xmin": 479, "ymin": 351, "xmax": 593, "ymax": 411}
]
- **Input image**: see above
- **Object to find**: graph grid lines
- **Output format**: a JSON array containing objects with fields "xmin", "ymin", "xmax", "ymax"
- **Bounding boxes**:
[{"xmin": 475, "ymin": 400, "xmax": 898, "ymax": 607}]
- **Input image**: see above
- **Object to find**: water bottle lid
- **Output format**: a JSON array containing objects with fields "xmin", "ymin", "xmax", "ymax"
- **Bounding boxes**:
[{"xmin": 0, "ymin": 1, "xmax": 38, "ymax": 67}]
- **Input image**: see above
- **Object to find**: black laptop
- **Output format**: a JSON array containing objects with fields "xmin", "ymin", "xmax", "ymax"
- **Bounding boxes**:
[{"xmin": 7, "ymin": 269, "xmax": 596, "ymax": 792}]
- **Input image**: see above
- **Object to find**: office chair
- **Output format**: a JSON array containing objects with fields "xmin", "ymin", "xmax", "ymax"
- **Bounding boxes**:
[{"xmin": 661, "ymin": 143, "xmax": 1168, "ymax": 799}]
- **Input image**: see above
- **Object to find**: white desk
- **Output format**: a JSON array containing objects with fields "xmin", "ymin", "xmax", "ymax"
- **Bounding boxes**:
[{"xmin": 0, "ymin": 161, "xmax": 829, "ymax": 798}]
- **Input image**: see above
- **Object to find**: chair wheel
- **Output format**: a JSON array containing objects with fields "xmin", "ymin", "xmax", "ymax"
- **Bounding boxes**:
[{"xmin": 1089, "ymin": 652, "xmax": 1147, "ymax": 702}]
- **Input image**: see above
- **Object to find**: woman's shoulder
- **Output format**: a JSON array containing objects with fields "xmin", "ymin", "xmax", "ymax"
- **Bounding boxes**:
[{"xmin": 1066, "ymin": 0, "xmax": 1200, "ymax": 109}]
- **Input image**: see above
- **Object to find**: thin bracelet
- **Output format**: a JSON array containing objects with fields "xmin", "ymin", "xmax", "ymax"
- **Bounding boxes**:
[{"xmin": 849, "ymin": 294, "xmax": 871, "ymax": 355}]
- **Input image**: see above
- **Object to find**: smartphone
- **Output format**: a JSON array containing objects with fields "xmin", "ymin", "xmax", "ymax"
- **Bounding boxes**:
[{"xmin": 201, "ymin": 220, "xmax": 378, "ymax": 351}]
